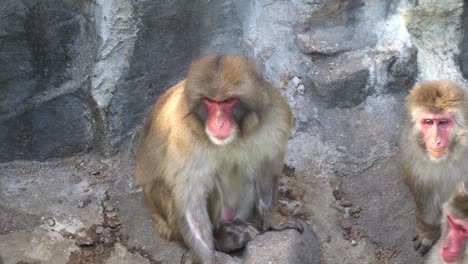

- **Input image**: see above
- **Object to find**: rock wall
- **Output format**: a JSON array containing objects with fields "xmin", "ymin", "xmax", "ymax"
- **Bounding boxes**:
[
  {"xmin": 2, "ymin": 1, "xmax": 468, "ymax": 263},
  {"xmin": 0, "ymin": 0, "xmax": 467, "ymax": 164}
]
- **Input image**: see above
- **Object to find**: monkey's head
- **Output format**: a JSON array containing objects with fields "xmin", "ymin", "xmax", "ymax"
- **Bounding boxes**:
[
  {"xmin": 406, "ymin": 80, "xmax": 467, "ymax": 160},
  {"xmin": 184, "ymin": 54, "xmax": 269, "ymax": 145},
  {"xmin": 440, "ymin": 182, "xmax": 468, "ymax": 262}
]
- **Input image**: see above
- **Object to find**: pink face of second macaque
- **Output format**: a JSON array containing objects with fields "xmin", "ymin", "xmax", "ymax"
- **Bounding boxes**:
[
  {"xmin": 419, "ymin": 113, "xmax": 453, "ymax": 159},
  {"xmin": 440, "ymin": 213, "xmax": 468, "ymax": 263}
]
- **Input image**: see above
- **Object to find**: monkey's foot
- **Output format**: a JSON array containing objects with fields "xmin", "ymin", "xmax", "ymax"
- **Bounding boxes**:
[
  {"xmin": 412, "ymin": 234, "xmax": 434, "ymax": 256},
  {"xmin": 267, "ymin": 218, "xmax": 304, "ymax": 234}
]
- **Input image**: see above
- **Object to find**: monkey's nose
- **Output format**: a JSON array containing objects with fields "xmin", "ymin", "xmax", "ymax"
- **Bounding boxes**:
[{"xmin": 216, "ymin": 120, "xmax": 225, "ymax": 128}]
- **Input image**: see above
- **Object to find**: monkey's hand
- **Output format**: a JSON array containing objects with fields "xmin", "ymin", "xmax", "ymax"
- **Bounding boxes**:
[
  {"xmin": 412, "ymin": 220, "xmax": 440, "ymax": 256},
  {"xmin": 412, "ymin": 234, "xmax": 435, "ymax": 256},
  {"xmin": 214, "ymin": 219, "xmax": 260, "ymax": 252}
]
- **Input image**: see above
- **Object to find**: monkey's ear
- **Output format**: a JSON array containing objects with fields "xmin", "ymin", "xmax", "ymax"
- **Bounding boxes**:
[{"xmin": 456, "ymin": 182, "xmax": 467, "ymax": 195}]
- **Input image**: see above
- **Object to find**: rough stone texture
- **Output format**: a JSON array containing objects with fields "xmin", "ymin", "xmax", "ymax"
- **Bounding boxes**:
[
  {"xmin": 461, "ymin": 4, "xmax": 468, "ymax": 79},
  {"xmin": 1, "ymin": 0, "xmax": 468, "ymax": 263},
  {"xmin": 405, "ymin": 0, "xmax": 466, "ymax": 85},
  {"xmin": 244, "ymin": 228, "xmax": 321, "ymax": 264},
  {"xmin": 0, "ymin": 155, "xmax": 320, "ymax": 264},
  {"xmin": 106, "ymin": 243, "xmax": 151, "ymax": 264},
  {"xmin": 110, "ymin": 182, "xmax": 188, "ymax": 263},
  {"xmin": 0, "ymin": 228, "xmax": 80, "ymax": 264},
  {"xmin": 0, "ymin": 0, "xmax": 245, "ymax": 162},
  {"xmin": 308, "ymin": 53, "xmax": 371, "ymax": 108}
]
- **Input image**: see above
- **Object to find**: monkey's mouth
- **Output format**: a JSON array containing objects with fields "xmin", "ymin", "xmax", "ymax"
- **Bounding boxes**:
[
  {"xmin": 442, "ymin": 250, "xmax": 462, "ymax": 263},
  {"xmin": 427, "ymin": 147, "xmax": 447, "ymax": 158}
]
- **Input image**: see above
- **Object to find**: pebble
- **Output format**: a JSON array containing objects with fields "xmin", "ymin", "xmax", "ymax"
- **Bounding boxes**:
[
  {"xmin": 339, "ymin": 200, "xmax": 353, "ymax": 207},
  {"xmin": 90, "ymin": 170, "xmax": 101, "ymax": 176},
  {"xmin": 82, "ymin": 250, "xmax": 93, "ymax": 258},
  {"xmin": 107, "ymin": 219, "xmax": 121, "ymax": 228},
  {"xmin": 344, "ymin": 207, "xmax": 351, "ymax": 218},
  {"xmin": 106, "ymin": 212, "xmax": 117, "ymax": 218},
  {"xmin": 95, "ymin": 244, "xmax": 104, "ymax": 255},
  {"xmin": 95, "ymin": 226, "xmax": 104, "ymax": 234},
  {"xmin": 76, "ymin": 236, "xmax": 93, "ymax": 246},
  {"xmin": 47, "ymin": 218, "xmax": 55, "ymax": 227},
  {"xmin": 351, "ymin": 240, "xmax": 357, "ymax": 246}
]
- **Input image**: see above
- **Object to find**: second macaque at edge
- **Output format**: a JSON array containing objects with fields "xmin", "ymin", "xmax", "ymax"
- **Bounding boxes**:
[
  {"xmin": 427, "ymin": 183, "xmax": 468, "ymax": 264},
  {"xmin": 400, "ymin": 80, "xmax": 468, "ymax": 255},
  {"xmin": 135, "ymin": 54, "xmax": 303, "ymax": 264}
]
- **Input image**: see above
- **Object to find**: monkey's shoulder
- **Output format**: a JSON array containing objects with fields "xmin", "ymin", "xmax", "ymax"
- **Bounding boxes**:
[{"xmin": 263, "ymin": 84, "xmax": 293, "ymax": 129}]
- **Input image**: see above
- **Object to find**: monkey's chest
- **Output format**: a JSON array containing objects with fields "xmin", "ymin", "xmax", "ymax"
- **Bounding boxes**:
[{"xmin": 211, "ymin": 167, "xmax": 256, "ymax": 222}]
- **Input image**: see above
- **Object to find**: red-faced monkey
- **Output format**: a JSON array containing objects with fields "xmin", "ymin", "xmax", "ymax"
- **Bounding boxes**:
[
  {"xmin": 427, "ymin": 183, "xmax": 468, "ymax": 263},
  {"xmin": 135, "ymin": 54, "xmax": 303, "ymax": 263},
  {"xmin": 400, "ymin": 80, "xmax": 468, "ymax": 255}
]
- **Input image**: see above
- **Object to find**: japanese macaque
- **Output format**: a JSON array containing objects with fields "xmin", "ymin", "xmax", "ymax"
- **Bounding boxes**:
[
  {"xmin": 135, "ymin": 54, "xmax": 303, "ymax": 264},
  {"xmin": 400, "ymin": 80, "xmax": 468, "ymax": 255},
  {"xmin": 427, "ymin": 183, "xmax": 468, "ymax": 264}
]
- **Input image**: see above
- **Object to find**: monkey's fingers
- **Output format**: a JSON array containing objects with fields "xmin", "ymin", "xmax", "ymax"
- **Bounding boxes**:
[
  {"xmin": 412, "ymin": 236, "xmax": 433, "ymax": 256},
  {"xmin": 245, "ymin": 223, "xmax": 260, "ymax": 239},
  {"xmin": 413, "ymin": 237, "xmax": 422, "ymax": 251}
]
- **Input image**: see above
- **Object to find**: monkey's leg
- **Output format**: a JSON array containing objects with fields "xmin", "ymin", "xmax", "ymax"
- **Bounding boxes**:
[
  {"xmin": 142, "ymin": 183, "xmax": 181, "ymax": 240},
  {"xmin": 413, "ymin": 217, "xmax": 441, "ymax": 255},
  {"xmin": 174, "ymin": 184, "xmax": 241, "ymax": 264},
  {"xmin": 213, "ymin": 219, "xmax": 260, "ymax": 252},
  {"xmin": 255, "ymin": 165, "xmax": 304, "ymax": 233}
]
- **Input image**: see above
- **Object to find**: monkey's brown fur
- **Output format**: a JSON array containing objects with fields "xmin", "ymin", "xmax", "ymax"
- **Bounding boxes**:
[
  {"xmin": 135, "ymin": 54, "xmax": 297, "ymax": 263},
  {"xmin": 407, "ymin": 81, "xmax": 464, "ymax": 114},
  {"xmin": 400, "ymin": 80, "xmax": 468, "ymax": 255},
  {"xmin": 452, "ymin": 192, "xmax": 468, "ymax": 219}
]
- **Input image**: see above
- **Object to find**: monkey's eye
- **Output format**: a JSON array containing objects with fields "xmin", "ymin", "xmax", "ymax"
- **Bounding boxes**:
[
  {"xmin": 222, "ymin": 98, "xmax": 235, "ymax": 104},
  {"xmin": 202, "ymin": 97, "xmax": 216, "ymax": 104},
  {"xmin": 439, "ymin": 120, "xmax": 450, "ymax": 126},
  {"xmin": 459, "ymin": 225, "xmax": 468, "ymax": 233},
  {"xmin": 423, "ymin": 120, "xmax": 434, "ymax": 126}
]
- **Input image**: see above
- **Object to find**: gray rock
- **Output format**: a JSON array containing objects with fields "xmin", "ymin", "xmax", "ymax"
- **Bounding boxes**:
[
  {"xmin": 1, "ymin": 0, "xmax": 468, "ymax": 263},
  {"xmin": 308, "ymin": 53, "xmax": 371, "ymax": 108},
  {"xmin": 405, "ymin": 0, "xmax": 465, "ymax": 84},
  {"xmin": 295, "ymin": 26, "xmax": 376, "ymax": 55},
  {"xmin": 0, "ymin": 94, "xmax": 94, "ymax": 161},
  {"xmin": 244, "ymin": 228, "xmax": 321, "ymax": 264},
  {"xmin": 0, "ymin": 205, "xmax": 42, "ymax": 235}
]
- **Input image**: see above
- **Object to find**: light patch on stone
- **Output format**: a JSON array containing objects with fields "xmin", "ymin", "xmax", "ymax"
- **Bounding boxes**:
[
  {"xmin": 46, "ymin": 216, "xmax": 86, "ymax": 235},
  {"xmin": 106, "ymin": 243, "xmax": 151, "ymax": 264},
  {"xmin": 376, "ymin": 12, "xmax": 412, "ymax": 51},
  {"xmin": 402, "ymin": 0, "xmax": 466, "ymax": 85},
  {"xmin": 0, "ymin": 228, "xmax": 79, "ymax": 264},
  {"xmin": 91, "ymin": 0, "xmax": 139, "ymax": 109}
]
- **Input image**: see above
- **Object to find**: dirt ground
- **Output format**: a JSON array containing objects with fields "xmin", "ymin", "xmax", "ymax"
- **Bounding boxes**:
[{"xmin": 0, "ymin": 138, "xmax": 425, "ymax": 264}]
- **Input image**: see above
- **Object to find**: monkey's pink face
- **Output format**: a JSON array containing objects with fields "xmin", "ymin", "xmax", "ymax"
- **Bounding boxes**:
[
  {"xmin": 441, "ymin": 213, "xmax": 468, "ymax": 263},
  {"xmin": 202, "ymin": 96, "xmax": 238, "ymax": 145},
  {"xmin": 419, "ymin": 113, "xmax": 453, "ymax": 159}
]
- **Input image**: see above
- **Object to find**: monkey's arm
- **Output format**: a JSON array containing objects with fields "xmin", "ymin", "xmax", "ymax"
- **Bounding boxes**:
[
  {"xmin": 174, "ymin": 177, "xmax": 239, "ymax": 264},
  {"xmin": 255, "ymin": 158, "xmax": 303, "ymax": 233}
]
